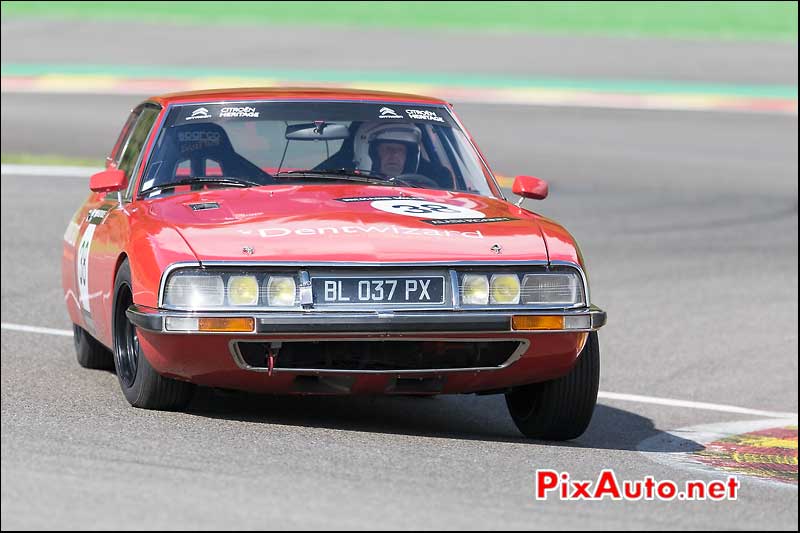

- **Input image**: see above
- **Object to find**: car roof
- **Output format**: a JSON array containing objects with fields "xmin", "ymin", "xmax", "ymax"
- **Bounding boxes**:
[{"xmin": 149, "ymin": 87, "xmax": 450, "ymax": 106}]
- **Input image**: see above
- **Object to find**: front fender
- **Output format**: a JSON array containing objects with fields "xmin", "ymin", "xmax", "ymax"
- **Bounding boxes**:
[
  {"xmin": 127, "ymin": 222, "xmax": 198, "ymax": 309},
  {"xmin": 533, "ymin": 215, "xmax": 585, "ymax": 268}
]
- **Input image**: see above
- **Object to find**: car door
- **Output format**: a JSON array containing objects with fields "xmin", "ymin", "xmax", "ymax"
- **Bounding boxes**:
[{"xmin": 73, "ymin": 104, "xmax": 161, "ymax": 346}]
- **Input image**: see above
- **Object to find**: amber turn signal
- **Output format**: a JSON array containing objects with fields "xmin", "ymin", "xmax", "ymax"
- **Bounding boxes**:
[
  {"xmin": 511, "ymin": 315, "xmax": 565, "ymax": 330},
  {"xmin": 198, "ymin": 317, "xmax": 255, "ymax": 332}
]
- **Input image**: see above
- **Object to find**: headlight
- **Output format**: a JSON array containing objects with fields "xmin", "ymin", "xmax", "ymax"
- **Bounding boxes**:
[
  {"xmin": 521, "ymin": 273, "xmax": 583, "ymax": 305},
  {"xmin": 227, "ymin": 275, "xmax": 259, "ymax": 306},
  {"xmin": 459, "ymin": 269, "xmax": 584, "ymax": 307},
  {"xmin": 163, "ymin": 270, "xmax": 300, "ymax": 309},
  {"xmin": 490, "ymin": 274, "xmax": 520, "ymax": 304},
  {"xmin": 266, "ymin": 276, "xmax": 297, "ymax": 307},
  {"xmin": 462, "ymin": 274, "xmax": 489, "ymax": 305},
  {"xmin": 164, "ymin": 274, "xmax": 224, "ymax": 308}
]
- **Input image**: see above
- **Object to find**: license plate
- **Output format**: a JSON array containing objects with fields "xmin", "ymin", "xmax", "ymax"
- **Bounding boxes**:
[{"xmin": 312, "ymin": 276, "xmax": 445, "ymax": 305}]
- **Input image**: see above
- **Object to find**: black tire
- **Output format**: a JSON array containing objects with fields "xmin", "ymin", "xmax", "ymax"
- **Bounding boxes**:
[
  {"xmin": 505, "ymin": 331, "xmax": 600, "ymax": 441},
  {"xmin": 73, "ymin": 324, "xmax": 114, "ymax": 370},
  {"xmin": 112, "ymin": 259, "xmax": 195, "ymax": 410}
]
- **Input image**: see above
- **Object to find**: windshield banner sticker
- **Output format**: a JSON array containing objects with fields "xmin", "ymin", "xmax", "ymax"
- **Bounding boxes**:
[
  {"xmin": 219, "ymin": 107, "xmax": 260, "ymax": 118},
  {"xmin": 405, "ymin": 109, "xmax": 445, "ymax": 122},
  {"xmin": 422, "ymin": 217, "xmax": 517, "ymax": 226},
  {"xmin": 172, "ymin": 102, "xmax": 458, "ymax": 127},
  {"xmin": 369, "ymin": 199, "xmax": 486, "ymax": 220}
]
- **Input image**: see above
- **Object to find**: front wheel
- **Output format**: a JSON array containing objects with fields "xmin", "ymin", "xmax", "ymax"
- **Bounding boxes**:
[
  {"xmin": 505, "ymin": 332, "xmax": 600, "ymax": 441},
  {"xmin": 112, "ymin": 259, "xmax": 195, "ymax": 410}
]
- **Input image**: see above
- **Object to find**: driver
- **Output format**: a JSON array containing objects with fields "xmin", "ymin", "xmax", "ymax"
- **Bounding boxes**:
[
  {"xmin": 353, "ymin": 122, "xmax": 422, "ymax": 176},
  {"xmin": 313, "ymin": 121, "xmax": 454, "ymax": 187}
]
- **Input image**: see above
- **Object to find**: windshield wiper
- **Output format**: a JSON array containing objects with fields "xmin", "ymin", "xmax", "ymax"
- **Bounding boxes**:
[
  {"xmin": 274, "ymin": 169, "xmax": 421, "ymax": 188},
  {"xmin": 139, "ymin": 177, "xmax": 262, "ymax": 198}
]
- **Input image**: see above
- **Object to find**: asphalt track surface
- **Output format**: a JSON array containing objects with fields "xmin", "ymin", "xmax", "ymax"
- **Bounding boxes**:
[{"xmin": 2, "ymin": 21, "xmax": 798, "ymax": 530}]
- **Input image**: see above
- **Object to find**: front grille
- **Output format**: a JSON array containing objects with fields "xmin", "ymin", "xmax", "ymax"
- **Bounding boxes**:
[{"xmin": 236, "ymin": 340, "xmax": 521, "ymax": 371}]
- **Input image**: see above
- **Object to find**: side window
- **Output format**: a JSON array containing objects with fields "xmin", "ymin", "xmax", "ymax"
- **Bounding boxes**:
[
  {"xmin": 108, "ymin": 110, "xmax": 140, "ymax": 167},
  {"xmin": 118, "ymin": 107, "xmax": 160, "ymax": 180}
]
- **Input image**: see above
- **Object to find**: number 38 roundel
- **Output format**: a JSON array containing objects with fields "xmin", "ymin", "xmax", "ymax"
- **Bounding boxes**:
[{"xmin": 369, "ymin": 199, "xmax": 485, "ymax": 220}]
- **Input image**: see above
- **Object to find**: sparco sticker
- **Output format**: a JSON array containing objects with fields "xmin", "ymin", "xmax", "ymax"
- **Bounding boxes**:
[
  {"xmin": 405, "ymin": 109, "xmax": 445, "ymax": 122},
  {"xmin": 219, "ymin": 106, "xmax": 260, "ymax": 118},
  {"xmin": 370, "ymin": 199, "xmax": 485, "ymax": 220},
  {"xmin": 178, "ymin": 130, "xmax": 221, "ymax": 153}
]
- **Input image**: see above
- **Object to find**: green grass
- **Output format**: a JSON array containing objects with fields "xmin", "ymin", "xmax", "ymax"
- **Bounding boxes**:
[
  {"xmin": 1, "ymin": 153, "xmax": 103, "ymax": 167},
  {"xmin": 2, "ymin": 1, "xmax": 796, "ymax": 40}
]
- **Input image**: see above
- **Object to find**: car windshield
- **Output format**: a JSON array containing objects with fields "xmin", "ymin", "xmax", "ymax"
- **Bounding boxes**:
[{"xmin": 139, "ymin": 101, "xmax": 495, "ymax": 198}]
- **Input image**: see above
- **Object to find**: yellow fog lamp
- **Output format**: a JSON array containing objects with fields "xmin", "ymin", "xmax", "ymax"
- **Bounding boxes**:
[
  {"xmin": 266, "ymin": 276, "xmax": 297, "ymax": 307},
  {"xmin": 490, "ymin": 274, "xmax": 520, "ymax": 304},
  {"xmin": 227, "ymin": 275, "xmax": 259, "ymax": 306}
]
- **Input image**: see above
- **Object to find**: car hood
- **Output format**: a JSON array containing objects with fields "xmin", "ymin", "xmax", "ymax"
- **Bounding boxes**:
[{"xmin": 145, "ymin": 184, "xmax": 549, "ymax": 263}]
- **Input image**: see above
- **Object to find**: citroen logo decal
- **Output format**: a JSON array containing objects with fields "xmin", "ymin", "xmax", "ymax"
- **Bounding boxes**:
[{"xmin": 491, "ymin": 244, "xmax": 502, "ymax": 255}]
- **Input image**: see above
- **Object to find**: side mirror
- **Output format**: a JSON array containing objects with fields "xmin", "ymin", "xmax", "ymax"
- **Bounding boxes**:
[
  {"xmin": 512, "ymin": 175, "xmax": 548, "ymax": 201},
  {"xmin": 90, "ymin": 169, "xmax": 127, "ymax": 193}
]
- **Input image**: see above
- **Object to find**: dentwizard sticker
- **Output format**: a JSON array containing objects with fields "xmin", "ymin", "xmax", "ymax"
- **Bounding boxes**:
[
  {"xmin": 369, "ymin": 199, "xmax": 485, "ymax": 220},
  {"xmin": 422, "ymin": 217, "xmax": 517, "ymax": 226},
  {"xmin": 243, "ymin": 225, "xmax": 484, "ymax": 239},
  {"xmin": 335, "ymin": 196, "xmax": 425, "ymax": 203}
]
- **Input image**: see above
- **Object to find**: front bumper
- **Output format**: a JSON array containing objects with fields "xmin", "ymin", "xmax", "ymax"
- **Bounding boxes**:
[
  {"xmin": 126, "ymin": 305, "xmax": 607, "ymax": 335},
  {"xmin": 127, "ymin": 305, "xmax": 606, "ymax": 394}
]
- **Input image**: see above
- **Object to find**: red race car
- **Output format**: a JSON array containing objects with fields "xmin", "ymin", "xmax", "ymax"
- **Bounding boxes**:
[{"xmin": 62, "ymin": 88, "xmax": 606, "ymax": 440}]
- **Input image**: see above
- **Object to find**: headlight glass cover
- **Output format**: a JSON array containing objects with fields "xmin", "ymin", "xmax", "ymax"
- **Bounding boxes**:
[
  {"xmin": 521, "ymin": 273, "xmax": 583, "ymax": 305},
  {"xmin": 164, "ymin": 274, "xmax": 225, "ymax": 308},
  {"xmin": 459, "ymin": 269, "xmax": 584, "ymax": 307},
  {"xmin": 162, "ymin": 267, "xmax": 584, "ymax": 310},
  {"xmin": 163, "ymin": 270, "xmax": 299, "ymax": 309},
  {"xmin": 461, "ymin": 274, "xmax": 489, "ymax": 305}
]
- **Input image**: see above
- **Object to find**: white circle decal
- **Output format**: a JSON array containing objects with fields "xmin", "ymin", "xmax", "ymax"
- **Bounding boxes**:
[{"xmin": 369, "ymin": 200, "xmax": 485, "ymax": 220}]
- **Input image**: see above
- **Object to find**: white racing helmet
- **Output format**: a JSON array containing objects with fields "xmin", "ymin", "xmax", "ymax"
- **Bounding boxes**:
[{"xmin": 353, "ymin": 122, "xmax": 422, "ymax": 175}]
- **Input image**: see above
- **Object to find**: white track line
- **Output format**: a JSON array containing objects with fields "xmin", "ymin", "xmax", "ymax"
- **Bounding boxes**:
[
  {"xmin": 2, "ymin": 322, "xmax": 74, "ymax": 337},
  {"xmin": 2, "ymin": 321, "xmax": 797, "ymax": 418},
  {"xmin": 598, "ymin": 391, "xmax": 797, "ymax": 419},
  {"xmin": 1, "ymin": 164, "xmax": 100, "ymax": 177}
]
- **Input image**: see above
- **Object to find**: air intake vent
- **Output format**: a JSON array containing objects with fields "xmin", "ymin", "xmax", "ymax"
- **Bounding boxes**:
[
  {"xmin": 187, "ymin": 202, "xmax": 219, "ymax": 211},
  {"xmin": 236, "ymin": 340, "xmax": 521, "ymax": 371}
]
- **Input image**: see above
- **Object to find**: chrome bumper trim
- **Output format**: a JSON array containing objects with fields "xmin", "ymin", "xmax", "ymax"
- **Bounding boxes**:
[{"xmin": 126, "ymin": 305, "xmax": 606, "ymax": 335}]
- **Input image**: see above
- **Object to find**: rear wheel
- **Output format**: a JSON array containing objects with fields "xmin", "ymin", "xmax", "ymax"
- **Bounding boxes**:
[
  {"xmin": 112, "ymin": 259, "xmax": 195, "ymax": 410},
  {"xmin": 73, "ymin": 324, "xmax": 113, "ymax": 370},
  {"xmin": 505, "ymin": 332, "xmax": 600, "ymax": 441}
]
